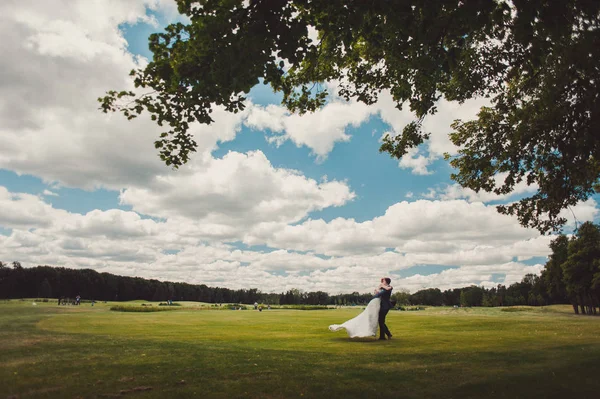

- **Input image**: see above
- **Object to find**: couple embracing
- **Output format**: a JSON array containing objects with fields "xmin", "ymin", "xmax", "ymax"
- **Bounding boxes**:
[{"xmin": 329, "ymin": 277, "xmax": 394, "ymax": 340}]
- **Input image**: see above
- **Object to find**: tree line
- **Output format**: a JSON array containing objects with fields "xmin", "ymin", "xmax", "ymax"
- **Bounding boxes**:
[
  {"xmin": 401, "ymin": 274, "xmax": 551, "ymax": 309},
  {"xmin": 1, "ymin": 222, "xmax": 597, "ymax": 313},
  {"xmin": 0, "ymin": 263, "xmax": 554, "ymax": 308},
  {"xmin": 0, "ymin": 263, "xmax": 370, "ymax": 306},
  {"xmin": 404, "ymin": 222, "xmax": 600, "ymax": 315}
]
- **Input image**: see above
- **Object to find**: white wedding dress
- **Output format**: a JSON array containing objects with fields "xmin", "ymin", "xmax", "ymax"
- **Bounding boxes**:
[{"xmin": 329, "ymin": 298, "xmax": 380, "ymax": 338}]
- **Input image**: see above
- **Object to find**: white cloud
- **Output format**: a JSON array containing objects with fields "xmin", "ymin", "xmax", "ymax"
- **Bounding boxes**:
[
  {"xmin": 42, "ymin": 189, "xmax": 58, "ymax": 197},
  {"xmin": 559, "ymin": 198, "xmax": 599, "ymax": 228},
  {"xmin": 0, "ymin": 186, "xmax": 68, "ymax": 228},
  {"xmin": 245, "ymin": 100, "xmax": 374, "ymax": 161},
  {"xmin": 433, "ymin": 172, "xmax": 539, "ymax": 203},
  {"xmin": 0, "ymin": 0, "xmax": 239, "ymax": 191},
  {"xmin": 246, "ymin": 200, "xmax": 541, "ymax": 257},
  {"xmin": 397, "ymin": 147, "xmax": 435, "ymax": 175},
  {"xmin": 0, "ymin": 186, "xmax": 559, "ymax": 293},
  {"xmin": 119, "ymin": 150, "xmax": 355, "ymax": 230}
]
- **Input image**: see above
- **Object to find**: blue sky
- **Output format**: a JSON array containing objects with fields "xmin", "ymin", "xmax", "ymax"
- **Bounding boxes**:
[{"xmin": 1, "ymin": 1, "xmax": 598, "ymax": 294}]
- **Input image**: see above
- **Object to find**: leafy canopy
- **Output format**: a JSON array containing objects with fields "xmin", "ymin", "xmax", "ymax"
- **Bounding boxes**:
[{"xmin": 99, "ymin": 0, "xmax": 600, "ymax": 233}]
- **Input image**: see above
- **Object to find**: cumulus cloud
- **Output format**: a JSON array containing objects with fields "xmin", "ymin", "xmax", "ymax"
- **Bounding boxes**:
[
  {"xmin": 0, "ymin": 186, "xmax": 68, "ymax": 228},
  {"xmin": 397, "ymin": 147, "xmax": 436, "ymax": 175},
  {"xmin": 0, "ymin": 185, "xmax": 558, "ymax": 293},
  {"xmin": 119, "ymin": 150, "xmax": 355, "ymax": 228},
  {"xmin": 244, "ymin": 200, "xmax": 546, "ymax": 257},
  {"xmin": 0, "ymin": 0, "xmax": 235, "ymax": 190},
  {"xmin": 245, "ymin": 100, "xmax": 374, "ymax": 161}
]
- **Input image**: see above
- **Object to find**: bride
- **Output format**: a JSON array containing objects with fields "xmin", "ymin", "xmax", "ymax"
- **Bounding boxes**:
[{"xmin": 329, "ymin": 279, "xmax": 393, "ymax": 338}]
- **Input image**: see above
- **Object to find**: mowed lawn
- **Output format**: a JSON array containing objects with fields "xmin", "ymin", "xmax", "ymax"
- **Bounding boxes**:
[{"xmin": 1, "ymin": 301, "xmax": 600, "ymax": 398}]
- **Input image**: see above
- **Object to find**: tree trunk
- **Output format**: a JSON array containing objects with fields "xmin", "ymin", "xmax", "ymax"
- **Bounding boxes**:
[
  {"xmin": 591, "ymin": 295, "xmax": 599, "ymax": 315},
  {"xmin": 578, "ymin": 295, "xmax": 586, "ymax": 314},
  {"xmin": 572, "ymin": 303, "xmax": 579, "ymax": 314}
]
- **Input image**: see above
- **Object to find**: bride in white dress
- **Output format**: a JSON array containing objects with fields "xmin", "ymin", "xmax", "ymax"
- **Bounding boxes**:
[{"xmin": 329, "ymin": 281, "xmax": 392, "ymax": 338}]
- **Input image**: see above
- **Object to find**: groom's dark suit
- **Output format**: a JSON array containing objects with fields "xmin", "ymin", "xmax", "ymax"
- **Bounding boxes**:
[{"xmin": 374, "ymin": 288, "xmax": 393, "ymax": 339}]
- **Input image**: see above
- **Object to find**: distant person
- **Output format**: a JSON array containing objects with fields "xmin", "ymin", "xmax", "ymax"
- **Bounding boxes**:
[
  {"xmin": 254, "ymin": 302, "xmax": 258, "ymax": 310},
  {"xmin": 75, "ymin": 295, "xmax": 81, "ymax": 305},
  {"xmin": 267, "ymin": 305, "xmax": 271, "ymax": 310}
]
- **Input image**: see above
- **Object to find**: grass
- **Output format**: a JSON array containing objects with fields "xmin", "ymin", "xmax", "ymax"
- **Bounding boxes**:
[
  {"xmin": 110, "ymin": 305, "xmax": 182, "ymax": 312},
  {"xmin": 1, "ymin": 300, "xmax": 600, "ymax": 398}
]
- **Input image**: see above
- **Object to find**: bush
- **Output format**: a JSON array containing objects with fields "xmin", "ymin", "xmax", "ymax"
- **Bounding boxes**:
[
  {"xmin": 158, "ymin": 302, "xmax": 181, "ymax": 306},
  {"xmin": 110, "ymin": 305, "xmax": 180, "ymax": 312}
]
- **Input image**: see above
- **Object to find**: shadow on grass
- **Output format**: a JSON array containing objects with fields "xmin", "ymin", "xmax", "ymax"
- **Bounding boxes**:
[
  {"xmin": 446, "ymin": 355, "xmax": 600, "ymax": 399},
  {"xmin": 330, "ymin": 337, "xmax": 381, "ymax": 343}
]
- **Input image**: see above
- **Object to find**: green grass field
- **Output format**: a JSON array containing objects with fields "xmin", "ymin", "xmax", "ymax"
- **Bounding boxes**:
[{"xmin": 1, "ymin": 300, "xmax": 600, "ymax": 398}]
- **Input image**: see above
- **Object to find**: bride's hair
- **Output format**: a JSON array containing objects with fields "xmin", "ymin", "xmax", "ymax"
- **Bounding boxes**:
[{"xmin": 384, "ymin": 277, "xmax": 391, "ymax": 285}]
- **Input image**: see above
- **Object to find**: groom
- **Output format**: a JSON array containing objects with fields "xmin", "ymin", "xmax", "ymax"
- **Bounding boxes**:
[{"xmin": 374, "ymin": 277, "xmax": 393, "ymax": 340}]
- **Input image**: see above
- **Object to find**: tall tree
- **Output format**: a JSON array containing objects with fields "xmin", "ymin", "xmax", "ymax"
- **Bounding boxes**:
[
  {"xmin": 392, "ymin": 288, "xmax": 411, "ymax": 306},
  {"xmin": 101, "ymin": 0, "xmax": 600, "ymax": 233},
  {"xmin": 459, "ymin": 286, "xmax": 485, "ymax": 307},
  {"xmin": 562, "ymin": 222, "xmax": 600, "ymax": 314},
  {"xmin": 542, "ymin": 235, "xmax": 570, "ymax": 305}
]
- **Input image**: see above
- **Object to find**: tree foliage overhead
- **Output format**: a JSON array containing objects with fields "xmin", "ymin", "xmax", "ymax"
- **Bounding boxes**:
[{"xmin": 100, "ymin": 0, "xmax": 600, "ymax": 233}]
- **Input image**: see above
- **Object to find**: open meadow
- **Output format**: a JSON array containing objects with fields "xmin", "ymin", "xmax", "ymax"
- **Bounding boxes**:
[{"xmin": 1, "ymin": 300, "xmax": 600, "ymax": 398}]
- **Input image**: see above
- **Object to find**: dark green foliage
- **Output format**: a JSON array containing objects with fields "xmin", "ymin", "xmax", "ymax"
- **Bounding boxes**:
[
  {"xmin": 538, "ymin": 222, "xmax": 600, "ymax": 314},
  {"xmin": 38, "ymin": 278, "xmax": 52, "ymax": 299},
  {"xmin": 0, "ymin": 265, "xmax": 362, "ymax": 306},
  {"xmin": 101, "ymin": 0, "xmax": 600, "ymax": 233},
  {"xmin": 391, "ymin": 288, "xmax": 411, "ymax": 306},
  {"xmin": 460, "ymin": 286, "xmax": 485, "ymax": 307},
  {"xmin": 561, "ymin": 222, "xmax": 600, "ymax": 314},
  {"xmin": 409, "ymin": 288, "xmax": 444, "ymax": 306},
  {"xmin": 0, "ymin": 265, "xmax": 266, "ymax": 304},
  {"xmin": 409, "ymin": 281, "xmax": 550, "ymax": 308},
  {"xmin": 541, "ymin": 235, "xmax": 570, "ymax": 308}
]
